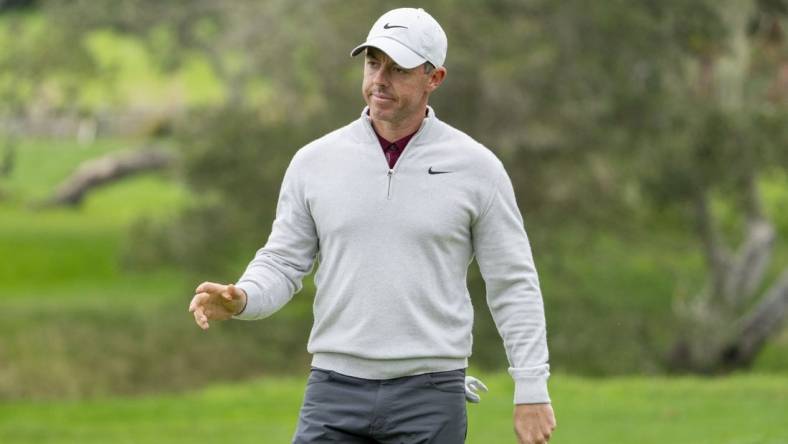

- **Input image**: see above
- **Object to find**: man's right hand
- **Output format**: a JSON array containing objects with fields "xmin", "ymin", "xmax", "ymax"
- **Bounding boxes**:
[{"xmin": 188, "ymin": 282, "xmax": 247, "ymax": 330}]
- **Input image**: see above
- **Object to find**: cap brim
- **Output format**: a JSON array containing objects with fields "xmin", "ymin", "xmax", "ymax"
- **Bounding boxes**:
[{"xmin": 350, "ymin": 37, "xmax": 426, "ymax": 69}]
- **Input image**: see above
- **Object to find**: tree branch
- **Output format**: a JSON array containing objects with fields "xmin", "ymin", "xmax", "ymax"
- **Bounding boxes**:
[
  {"xmin": 692, "ymin": 188, "xmax": 731, "ymax": 300},
  {"xmin": 722, "ymin": 268, "xmax": 788, "ymax": 368},
  {"xmin": 723, "ymin": 174, "xmax": 776, "ymax": 305},
  {"xmin": 41, "ymin": 147, "xmax": 175, "ymax": 207}
]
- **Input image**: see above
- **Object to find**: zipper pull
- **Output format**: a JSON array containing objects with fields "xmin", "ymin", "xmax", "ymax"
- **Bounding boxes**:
[{"xmin": 387, "ymin": 169, "xmax": 394, "ymax": 200}]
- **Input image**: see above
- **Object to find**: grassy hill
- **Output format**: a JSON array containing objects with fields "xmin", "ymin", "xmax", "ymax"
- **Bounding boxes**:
[
  {"xmin": 1, "ymin": 373, "xmax": 786, "ymax": 443},
  {"xmin": 0, "ymin": 138, "xmax": 190, "ymax": 306}
]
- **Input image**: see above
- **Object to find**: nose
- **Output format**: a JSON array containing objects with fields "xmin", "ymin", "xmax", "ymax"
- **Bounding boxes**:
[{"xmin": 372, "ymin": 66, "xmax": 389, "ymax": 86}]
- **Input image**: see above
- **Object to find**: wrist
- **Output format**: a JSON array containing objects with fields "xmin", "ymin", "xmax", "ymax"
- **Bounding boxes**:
[{"xmin": 234, "ymin": 290, "xmax": 248, "ymax": 316}]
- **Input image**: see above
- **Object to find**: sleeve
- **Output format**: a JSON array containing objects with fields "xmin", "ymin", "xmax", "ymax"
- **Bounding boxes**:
[
  {"xmin": 233, "ymin": 153, "xmax": 319, "ymax": 320},
  {"xmin": 471, "ymin": 163, "xmax": 551, "ymax": 404}
]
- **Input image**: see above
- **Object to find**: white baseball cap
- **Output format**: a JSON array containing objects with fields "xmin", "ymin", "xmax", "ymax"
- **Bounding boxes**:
[{"xmin": 350, "ymin": 8, "xmax": 447, "ymax": 69}]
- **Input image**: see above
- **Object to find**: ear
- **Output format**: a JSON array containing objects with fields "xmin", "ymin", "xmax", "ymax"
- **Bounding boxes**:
[{"xmin": 426, "ymin": 66, "xmax": 447, "ymax": 93}]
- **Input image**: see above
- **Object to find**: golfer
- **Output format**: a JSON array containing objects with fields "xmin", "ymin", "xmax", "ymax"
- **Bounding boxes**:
[{"xmin": 189, "ymin": 7, "xmax": 555, "ymax": 444}]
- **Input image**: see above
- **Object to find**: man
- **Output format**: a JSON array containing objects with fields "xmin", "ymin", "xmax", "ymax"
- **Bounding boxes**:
[{"xmin": 189, "ymin": 7, "xmax": 556, "ymax": 444}]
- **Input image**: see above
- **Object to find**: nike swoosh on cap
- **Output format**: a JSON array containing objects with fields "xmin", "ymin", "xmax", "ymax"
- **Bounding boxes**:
[{"xmin": 383, "ymin": 23, "xmax": 408, "ymax": 29}]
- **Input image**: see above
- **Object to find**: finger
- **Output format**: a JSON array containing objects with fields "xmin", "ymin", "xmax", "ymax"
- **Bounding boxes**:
[
  {"xmin": 194, "ymin": 306, "xmax": 209, "ymax": 330},
  {"xmin": 188, "ymin": 292, "xmax": 210, "ymax": 313},
  {"xmin": 475, "ymin": 379, "xmax": 489, "ymax": 392},
  {"xmin": 188, "ymin": 293, "xmax": 204, "ymax": 313},
  {"xmin": 188, "ymin": 293, "xmax": 203, "ymax": 312},
  {"xmin": 223, "ymin": 283, "xmax": 237, "ymax": 301},
  {"xmin": 195, "ymin": 281, "xmax": 224, "ymax": 295},
  {"xmin": 192, "ymin": 307, "xmax": 204, "ymax": 328}
]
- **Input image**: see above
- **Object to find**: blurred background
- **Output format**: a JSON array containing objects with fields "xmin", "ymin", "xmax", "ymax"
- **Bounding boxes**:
[{"xmin": 0, "ymin": 0, "xmax": 786, "ymax": 442}]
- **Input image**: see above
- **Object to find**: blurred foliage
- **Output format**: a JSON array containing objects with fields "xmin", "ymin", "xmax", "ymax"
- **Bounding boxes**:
[
  {"xmin": 0, "ymin": 299, "xmax": 313, "ymax": 399},
  {"xmin": 124, "ymin": 106, "xmax": 322, "ymax": 278},
  {"xmin": 11, "ymin": 0, "xmax": 785, "ymax": 221}
]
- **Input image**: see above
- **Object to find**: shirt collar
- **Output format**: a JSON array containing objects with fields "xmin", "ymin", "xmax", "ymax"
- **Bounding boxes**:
[
  {"xmin": 366, "ymin": 107, "xmax": 430, "ymax": 151},
  {"xmin": 374, "ymin": 129, "xmax": 417, "ymax": 152},
  {"xmin": 358, "ymin": 106, "xmax": 436, "ymax": 147}
]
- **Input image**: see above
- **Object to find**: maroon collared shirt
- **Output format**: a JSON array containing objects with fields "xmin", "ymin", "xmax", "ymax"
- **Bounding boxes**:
[
  {"xmin": 370, "ymin": 108, "xmax": 428, "ymax": 169},
  {"xmin": 375, "ymin": 130, "xmax": 416, "ymax": 169}
]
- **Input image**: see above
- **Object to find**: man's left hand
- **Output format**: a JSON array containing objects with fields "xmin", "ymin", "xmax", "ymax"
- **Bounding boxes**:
[{"xmin": 514, "ymin": 403, "xmax": 556, "ymax": 444}]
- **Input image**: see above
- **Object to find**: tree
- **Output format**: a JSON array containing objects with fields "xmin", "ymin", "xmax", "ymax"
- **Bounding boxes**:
[
  {"xmin": 655, "ymin": 0, "xmax": 788, "ymax": 372},
  {"xmin": 519, "ymin": 0, "xmax": 788, "ymax": 372},
  {"xmin": 429, "ymin": 0, "xmax": 788, "ymax": 372}
]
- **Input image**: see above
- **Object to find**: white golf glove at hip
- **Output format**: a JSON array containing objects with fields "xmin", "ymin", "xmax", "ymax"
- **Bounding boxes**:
[{"xmin": 464, "ymin": 375, "xmax": 488, "ymax": 403}]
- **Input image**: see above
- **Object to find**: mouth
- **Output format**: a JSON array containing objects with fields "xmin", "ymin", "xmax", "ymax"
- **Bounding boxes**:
[{"xmin": 370, "ymin": 92, "xmax": 395, "ymax": 102}]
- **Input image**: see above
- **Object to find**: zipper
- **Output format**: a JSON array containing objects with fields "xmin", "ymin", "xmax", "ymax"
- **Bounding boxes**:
[
  {"xmin": 365, "ymin": 114, "xmax": 431, "ymax": 201},
  {"xmin": 382, "ymin": 134, "xmax": 420, "ymax": 201},
  {"xmin": 387, "ymin": 169, "xmax": 393, "ymax": 200}
]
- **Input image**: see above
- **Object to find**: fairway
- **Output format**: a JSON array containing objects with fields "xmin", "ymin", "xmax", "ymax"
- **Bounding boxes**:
[{"xmin": 0, "ymin": 373, "xmax": 785, "ymax": 443}]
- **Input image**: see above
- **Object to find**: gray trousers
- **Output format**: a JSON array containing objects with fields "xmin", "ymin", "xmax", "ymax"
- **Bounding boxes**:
[{"xmin": 292, "ymin": 368, "xmax": 467, "ymax": 444}]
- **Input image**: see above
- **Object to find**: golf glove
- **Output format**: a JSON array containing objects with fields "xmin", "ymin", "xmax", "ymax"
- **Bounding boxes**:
[{"xmin": 464, "ymin": 375, "xmax": 488, "ymax": 403}]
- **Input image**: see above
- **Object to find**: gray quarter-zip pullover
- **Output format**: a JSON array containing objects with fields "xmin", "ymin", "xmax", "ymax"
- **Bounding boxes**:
[{"xmin": 234, "ymin": 106, "xmax": 551, "ymax": 404}]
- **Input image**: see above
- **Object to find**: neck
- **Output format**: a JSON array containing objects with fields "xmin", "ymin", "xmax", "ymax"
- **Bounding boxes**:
[{"xmin": 371, "ymin": 107, "xmax": 428, "ymax": 141}]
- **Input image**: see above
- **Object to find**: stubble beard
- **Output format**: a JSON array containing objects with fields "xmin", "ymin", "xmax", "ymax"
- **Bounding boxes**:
[{"xmin": 367, "ymin": 96, "xmax": 402, "ymax": 125}]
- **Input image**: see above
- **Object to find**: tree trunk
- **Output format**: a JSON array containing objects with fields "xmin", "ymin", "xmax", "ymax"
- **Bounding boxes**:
[
  {"xmin": 41, "ymin": 148, "xmax": 175, "ymax": 207},
  {"xmin": 720, "ymin": 269, "xmax": 788, "ymax": 369},
  {"xmin": 668, "ymin": 182, "xmax": 785, "ymax": 373}
]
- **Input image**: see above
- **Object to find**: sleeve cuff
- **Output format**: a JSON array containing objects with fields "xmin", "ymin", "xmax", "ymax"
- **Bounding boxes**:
[
  {"xmin": 232, "ymin": 273, "xmax": 293, "ymax": 321},
  {"xmin": 510, "ymin": 367, "xmax": 551, "ymax": 404},
  {"xmin": 232, "ymin": 280, "xmax": 265, "ymax": 320}
]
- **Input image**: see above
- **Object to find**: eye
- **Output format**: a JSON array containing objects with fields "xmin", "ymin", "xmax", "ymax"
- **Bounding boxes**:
[{"xmin": 393, "ymin": 66, "xmax": 409, "ymax": 74}]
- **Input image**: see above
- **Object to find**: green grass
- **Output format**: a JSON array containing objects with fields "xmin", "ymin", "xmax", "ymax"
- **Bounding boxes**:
[
  {"xmin": 0, "ymin": 138, "xmax": 191, "ymax": 305},
  {"xmin": 0, "ymin": 138, "xmax": 312, "ymax": 400},
  {"xmin": 0, "ymin": 373, "xmax": 785, "ymax": 444}
]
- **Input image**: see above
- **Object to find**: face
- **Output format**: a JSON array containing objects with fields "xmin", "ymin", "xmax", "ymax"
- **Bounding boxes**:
[{"xmin": 362, "ymin": 47, "xmax": 445, "ymax": 126}]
